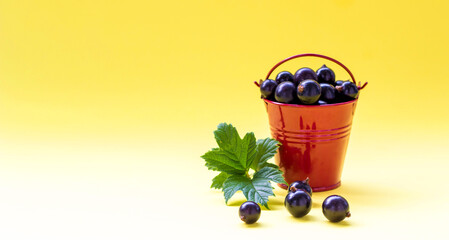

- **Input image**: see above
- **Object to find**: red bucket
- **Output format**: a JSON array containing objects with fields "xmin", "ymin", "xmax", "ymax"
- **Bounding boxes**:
[{"xmin": 256, "ymin": 53, "xmax": 367, "ymax": 192}]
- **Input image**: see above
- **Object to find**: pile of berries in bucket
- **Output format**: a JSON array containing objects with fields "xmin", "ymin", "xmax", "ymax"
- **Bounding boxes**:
[{"xmin": 258, "ymin": 64, "xmax": 364, "ymax": 105}]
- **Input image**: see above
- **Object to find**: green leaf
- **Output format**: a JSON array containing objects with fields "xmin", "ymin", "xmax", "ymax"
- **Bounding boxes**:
[
  {"xmin": 239, "ymin": 132, "xmax": 257, "ymax": 169},
  {"xmin": 214, "ymin": 123, "xmax": 240, "ymax": 152},
  {"xmin": 260, "ymin": 162, "xmax": 280, "ymax": 170},
  {"xmin": 202, "ymin": 123, "xmax": 287, "ymax": 208},
  {"xmin": 203, "ymin": 123, "xmax": 257, "ymax": 175},
  {"xmin": 201, "ymin": 149, "xmax": 246, "ymax": 175},
  {"xmin": 222, "ymin": 175, "xmax": 251, "ymax": 204},
  {"xmin": 222, "ymin": 166, "xmax": 287, "ymax": 209},
  {"xmin": 214, "ymin": 124, "xmax": 257, "ymax": 170},
  {"xmin": 211, "ymin": 172, "xmax": 228, "ymax": 189},
  {"xmin": 223, "ymin": 174, "xmax": 275, "ymax": 209},
  {"xmin": 251, "ymin": 138, "xmax": 280, "ymax": 171},
  {"xmin": 254, "ymin": 166, "xmax": 287, "ymax": 185}
]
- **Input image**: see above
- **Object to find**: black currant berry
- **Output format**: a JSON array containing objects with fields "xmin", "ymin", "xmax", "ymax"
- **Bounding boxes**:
[
  {"xmin": 293, "ymin": 67, "xmax": 317, "ymax": 85},
  {"xmin": 336, "ymin": 81, "xmax": 359, "ymax": 99},
  {"xmin": 322, "ymin": 195, "xmax": 351, "ymax": 222},
  {"xmin": 319, "ymin": 83, "xmax": 336, "ymax": 103},
  {"xmin": 239, "ymin": 201, "xmax": 261, "ymax": 224},
  {"xmin": 335, "ymin": 80, "xmax": 349, "ymax": 86},
  {"xmin": 260, "ymin": 79, "xmax": 278, "ymax": 99},
  {"xmin": 316, "ymin": 64, "xmax": 335, "ymax": 85},
  {"xmin": 275, "ymin": 81, "xmax": 296, "ymax": 103},
  {"xmin": 275, "ymin": 71, "xmax": 294, "ymax": 84},
  {"xmin": 284, "ymin": 187, "xmax": 312, "ymax": 218},
  {"xmin": 297, "ymin": 80, "xmax": 321, "ymax": 105},
  {"xmin": 288, "ymin": 178, "xmax": 312, "ymax": 196}
]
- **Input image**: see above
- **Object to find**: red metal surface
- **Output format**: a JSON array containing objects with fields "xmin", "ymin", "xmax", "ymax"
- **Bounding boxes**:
[{"xmin": 264, "ymin": 99, "xmax": 358, "ymax": 191}]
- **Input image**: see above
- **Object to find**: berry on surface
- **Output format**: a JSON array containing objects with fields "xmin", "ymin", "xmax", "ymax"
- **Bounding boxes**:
[
  {"xmin": 322, "ymin": 195, "xmax": 351, "ymax": 222},
  {"xmin": 239, "ymin": 201, "xmax": 261, "ymax": 224},
  {"xmin": 284, "ymin": 187, "xmax": 312, "ymax": 218}
]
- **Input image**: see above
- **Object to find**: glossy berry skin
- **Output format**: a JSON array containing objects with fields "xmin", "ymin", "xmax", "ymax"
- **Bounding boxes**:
[
  {"xmin": 284, "ymin": 187, "xmax": 312, "ymax": 218},
  {"xmin": 335, "ymin": 80, "xmax": 349, "ymax": 86},
  {"xmin": 260, "ymin": 79, "xmax": 278, "ymax": 99},
  {"xmin": 288, "ymin": 178, "xmax": 312, "ymax": 196},
  {"xmin": 317, "ymin": 100, "xmax": 328, "ymax": 105},
  {"xmin": 316, "ymin": 64, "xmax": 335, "ymax": 85},
  {"xmin": 319, "ymin": 83, "xmax": 336, "ymax": 103},
  {"xmin": 336, "ymin": 81, "xmax": 359, "ymax": 99},
  {"xmin": 275, "ymin": 81, "xmax": 296, "ymax": 103},
  {"xmin": 322, "ymin": 195, "xmax": 351, "ymax": 222},
  {"xmin": 239, "ymin": 201, "xmax": 261, "ymax": 224},
  {"xmin": 297, "ymin": 80, "xmax": 321, "ymax": 105},
  {"xmin": 293, "ymin": 67, "xmax": 317, "ymax": 85},
  {"xmin": 275, "ymin": 71, "xmax": 294, "ymax": 84}
]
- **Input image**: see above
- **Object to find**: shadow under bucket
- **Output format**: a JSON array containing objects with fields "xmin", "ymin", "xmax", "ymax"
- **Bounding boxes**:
[{"xmin": 257, "ymin": 53, "xmax": 367, "ymax": 192}]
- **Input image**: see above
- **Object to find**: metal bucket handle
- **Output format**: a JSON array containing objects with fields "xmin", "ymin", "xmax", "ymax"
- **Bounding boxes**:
[{"xmin": 254, "ymin": 53, "xmax": 368, "ymax": 90}]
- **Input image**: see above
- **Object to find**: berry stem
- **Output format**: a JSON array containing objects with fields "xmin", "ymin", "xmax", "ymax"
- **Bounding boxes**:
[
  {"xmin": 346, "ymin": 212, "xmax": 351, "ymax": 218},
  {"xmin": 303, "ymin": 177, "xmax": 309, "ymax": 184},
  {"xmin": 290, "ymin": 186, "xmax": 298, "ymax": 193}
]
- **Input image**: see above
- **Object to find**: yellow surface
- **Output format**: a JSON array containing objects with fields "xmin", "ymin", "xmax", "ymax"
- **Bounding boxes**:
[{"xmin": 1, "ymin": 0, "xmax": 448, "ymax": 239}]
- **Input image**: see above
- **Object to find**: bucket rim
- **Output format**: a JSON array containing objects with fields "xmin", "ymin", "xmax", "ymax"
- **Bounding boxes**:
[{"xmin": 263, "ymin": 98, "xmax": 358, "ymax": 108}]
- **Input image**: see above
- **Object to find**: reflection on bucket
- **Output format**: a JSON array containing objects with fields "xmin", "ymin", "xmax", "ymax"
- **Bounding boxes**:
[{"xmin": 265, "ymin": 99, "xmax": 357, "ymax": 191}]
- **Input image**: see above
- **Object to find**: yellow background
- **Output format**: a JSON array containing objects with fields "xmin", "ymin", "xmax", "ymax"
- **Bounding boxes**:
[{"xmin": 1, "ymin": 0, "xmax": 448, "ymax": 239}]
